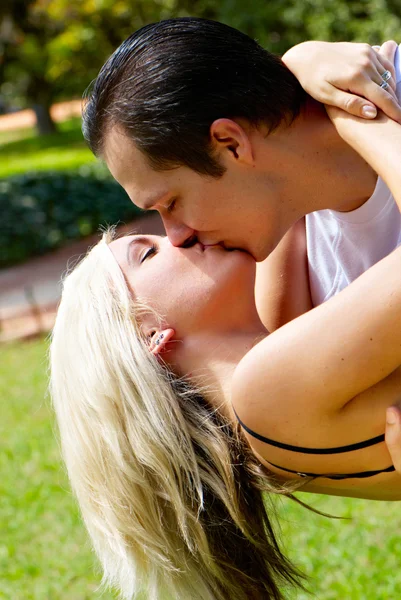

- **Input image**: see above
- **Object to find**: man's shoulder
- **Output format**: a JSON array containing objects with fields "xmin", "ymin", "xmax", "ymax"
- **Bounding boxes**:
[{"xmin": 255, "ymin": 219, "xmax": 311, "ymax": 331}]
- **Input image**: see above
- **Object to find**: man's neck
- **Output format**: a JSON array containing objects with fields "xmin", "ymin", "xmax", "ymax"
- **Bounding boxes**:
[{"xmin": 262, "ymin": 99, "xmax": 378, "ymax": 222}]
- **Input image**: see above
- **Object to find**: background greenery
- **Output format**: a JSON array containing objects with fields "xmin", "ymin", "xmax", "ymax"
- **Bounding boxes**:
[
  {"xmin": 0, "ymin": 119, "xmax": 144, "ymax": 267},
  {"xmin": 2, "ymin": 337, "xmax": 401, "ymax": 599},
  {"xmin": 2, "ymin": 0, "xmax": 401, "ymax": 125}
]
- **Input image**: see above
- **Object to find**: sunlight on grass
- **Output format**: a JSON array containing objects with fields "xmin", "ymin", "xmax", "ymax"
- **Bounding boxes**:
[
  {"xmin": 0, "ymin": 127, "xmax": 36, "ymax": 145},
  {"xmin": 277, "ymin": 492, "xmax": 401, "ymax": 599},
  {"xmin": 0, "ymin": 338, "xmax": 117, "ymax": 600},
  {"xmin": 0, "ymin": 118, "xmax": 95, "ymax": 177},
  {"xmin": 1, "ymin": 146, "xmax": 96, "ymax": 177},
  {"xmin": 2, "ymin": 338, "xmax": 400, "ymax": 599}
]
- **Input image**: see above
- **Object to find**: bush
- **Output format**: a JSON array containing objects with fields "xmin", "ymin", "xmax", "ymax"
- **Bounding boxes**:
[{"xmin": 0, "ymin": 164, "xmax": 143, "ymax": 267}]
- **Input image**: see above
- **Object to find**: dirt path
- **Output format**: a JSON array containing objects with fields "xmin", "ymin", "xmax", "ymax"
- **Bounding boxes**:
[
  {"xmin": 0, "ymin": 213, "xmax": 165, "ymax": 342},
  {"xmin": 0, "ymin": 99, "xmax": 82, "ymax": 132}
]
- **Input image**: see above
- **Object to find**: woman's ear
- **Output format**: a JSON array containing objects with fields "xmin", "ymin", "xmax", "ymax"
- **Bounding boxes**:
[{"xmin": 149, "ymin": 328, "xmax": 175, "ymax": 355}]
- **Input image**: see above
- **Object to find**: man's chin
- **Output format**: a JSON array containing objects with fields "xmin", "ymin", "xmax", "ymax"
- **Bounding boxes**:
[
  {"xmin": 229, "ymin": 246, "xmax": 258, "ymax": 262},
  {"xmin": 215, "ymin": 241, "xmax": 259, "ymax": 261}
]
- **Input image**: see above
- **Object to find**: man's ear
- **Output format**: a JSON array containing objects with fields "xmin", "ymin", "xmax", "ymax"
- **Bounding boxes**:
[
  {"xmin": 149, "ymin": 328, "xmax": 175, "ymax": 355},
  {"xmin": 209, "ymin": 118, "xmax": 254, "ymax": 165}
]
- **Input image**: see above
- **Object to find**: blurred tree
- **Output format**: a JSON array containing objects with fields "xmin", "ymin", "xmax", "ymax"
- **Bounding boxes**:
[
  {"xmin": 0, "ymin": 0, "xmax": 193, "ymax": 135},
  {"xmin": 0, "ymin": 0, "xmax": 63, "ymax": 133},
  {"xmin": 1, "ymin": 0, "xmax": 401, "ymax": 136}
]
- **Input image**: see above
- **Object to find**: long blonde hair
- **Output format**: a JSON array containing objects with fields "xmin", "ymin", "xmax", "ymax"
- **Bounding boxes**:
[{"xmin": 50, "ymin": 230, "xmax": 305, "ymax": 599}]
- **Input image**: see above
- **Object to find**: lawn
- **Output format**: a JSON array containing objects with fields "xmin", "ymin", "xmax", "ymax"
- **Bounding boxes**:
[
  {"xmin": 1, "ymin": 337, "xmax": 400, "ymax": 599},
  {"xmin": 0, "ymin": 337, "xmax": 117, "ymax": 600},
  {"xmin": 0, "ymin": 118, "xmax": 96, "ymax": 178}
]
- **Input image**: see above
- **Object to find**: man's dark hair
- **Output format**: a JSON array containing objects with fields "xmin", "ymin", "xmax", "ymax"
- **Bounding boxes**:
[{"xmin": 82, "ymin": 17, "xmax": 306, "ymax": 177}]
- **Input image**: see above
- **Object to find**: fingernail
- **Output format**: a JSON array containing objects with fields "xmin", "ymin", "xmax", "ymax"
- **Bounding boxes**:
[
  {"xmin": 386, "ymin": 408, "xmax": 397, "ymax": 425},
  {"xmin": 362, "ymin": 105, "xmax": 377, "ymax": 118}
]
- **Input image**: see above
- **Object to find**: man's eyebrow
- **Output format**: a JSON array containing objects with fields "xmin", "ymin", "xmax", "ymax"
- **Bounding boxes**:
[{"xmin": 141, "ymin": 191, "xmax": 169, "ymax": 211}]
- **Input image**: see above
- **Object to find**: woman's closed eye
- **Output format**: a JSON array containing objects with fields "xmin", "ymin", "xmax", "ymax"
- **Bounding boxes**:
[{"xmin": 140, "ymin": 244, "xmax": 158, "ymax": 263}]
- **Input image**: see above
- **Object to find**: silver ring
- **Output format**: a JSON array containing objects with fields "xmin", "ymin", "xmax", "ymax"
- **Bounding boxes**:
[
  {"xmin": 381, "ymin": 70, "xmax": 392, "ymax": 82},
  {"xmin": 380, "ymin": 80, "xmax": 390, "ymax": 90}
]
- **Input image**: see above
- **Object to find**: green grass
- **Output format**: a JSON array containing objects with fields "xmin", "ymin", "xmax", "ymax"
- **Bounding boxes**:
[
  {"xmin": 0, "ymin": 118, "xmax": 96, "ymax": 178},
  {"xmin": 278, "ymin": 494, "xmax": 401, "ymax": 599},
  {"xmin": 0, "ymin": 338, "xmax": 116, "ymax": 600},
  {"xmin": 2, "ymin": 337, "xmax": 400, "ymax": 599}
]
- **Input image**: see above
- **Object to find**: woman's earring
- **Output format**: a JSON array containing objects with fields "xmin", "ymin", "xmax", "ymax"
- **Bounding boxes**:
[
  {"xmin": 149, "ymin": 328, "xmax": 175, "ymax": 355},
  {"xmin": 155, "ymin": 333, "xmax": 164, "ymax": 346}
]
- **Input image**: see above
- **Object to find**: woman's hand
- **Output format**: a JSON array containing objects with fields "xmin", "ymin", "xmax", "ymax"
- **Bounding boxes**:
[{"xmin": 282, "ymin": 40, "xmax": 401, "ymax": 123}]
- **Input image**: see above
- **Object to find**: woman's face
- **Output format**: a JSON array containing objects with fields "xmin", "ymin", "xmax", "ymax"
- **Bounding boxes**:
[{"xmin": 109, "ymin": 234, "xmax": 257, "ymax": 336}]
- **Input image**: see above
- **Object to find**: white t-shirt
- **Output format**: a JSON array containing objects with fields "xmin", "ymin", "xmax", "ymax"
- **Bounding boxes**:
[{"xmin": 306, "ymin": 44, "xmax": 401, "ymax": 306}]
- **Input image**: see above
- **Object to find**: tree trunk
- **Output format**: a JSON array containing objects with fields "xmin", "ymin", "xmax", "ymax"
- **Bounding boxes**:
[{"xmin": 32, "ymin": 103, "xmax": 58, "ymax": 136}]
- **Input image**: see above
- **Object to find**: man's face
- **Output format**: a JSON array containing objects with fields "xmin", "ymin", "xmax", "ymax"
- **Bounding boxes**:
[{"xmin": 103, "ymin": 125, "xmax": 284, "ymax": 261}]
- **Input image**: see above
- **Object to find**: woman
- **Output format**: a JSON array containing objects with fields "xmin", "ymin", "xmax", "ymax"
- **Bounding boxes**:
[{"xmin": 51, "ymin": 49, "xmax": 401, "ymax": 600}]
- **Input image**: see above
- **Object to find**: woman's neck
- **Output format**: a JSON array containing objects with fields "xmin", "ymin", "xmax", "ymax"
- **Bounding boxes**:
[{"xmin": 174, "ymin": 327, "xmax": 267, "ymax": 422}]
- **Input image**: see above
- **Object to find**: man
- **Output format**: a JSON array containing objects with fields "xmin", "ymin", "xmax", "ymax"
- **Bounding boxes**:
[{"xmin": 81, "ymin": 18, "xmax": 401, "ymax": 467}]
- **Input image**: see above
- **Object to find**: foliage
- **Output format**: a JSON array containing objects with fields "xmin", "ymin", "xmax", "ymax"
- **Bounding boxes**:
[
  {"xmin": 0, "ymin": 0, "xmax": 189, "ymax": 114},
  {"xmin": 0, "ymin": 164, "xmax": 142, "ymax": 267},
  {"xmin": 2, "ymin": 337, "xmax": 401, "ymax": 599},
  {"xmin": 201, "ymin": 0, "xmax": 401, "ymax": 53},
  {"xmin": 2, "ymin": 0, "xmax": 401, "ymax": 121}
]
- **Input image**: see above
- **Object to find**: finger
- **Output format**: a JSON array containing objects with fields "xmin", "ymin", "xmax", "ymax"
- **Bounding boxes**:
[
  {"xmin": 370, "ymin": 54, "xmax": 396, "ymax": 92},
  {"xmin": 374, "ymin": 58, "xmax": 396, "ymax": 92},
  {"xmin": 323, "ymin": 85, "xmax": 378, "ymax": 118},
  {"xmin": 374, "ymin": 41, "xmax": 398, "ymax": 91},
  {"xmin": 379, "ymin": 39, "xmax": 398, "ymax": 62},
  {"xmin": 353, "ymin": 77, "xmax": 401, "ymax": 122},
  {"xmin": 324, "ymin": 88, "xmax": 377, "ymax": 119},
  {"xmin": 385, "ymin": 406, "xmax": 401, "ymax": 471},
  {"xmin": 365, "ymin": 62, "xmax": 397, "ymax": 97}
]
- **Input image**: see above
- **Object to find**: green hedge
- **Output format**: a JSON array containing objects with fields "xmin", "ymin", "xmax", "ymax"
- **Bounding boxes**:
[{"xmin": 0, "ymin": 165, "xmax": 143, "ymax": 268}]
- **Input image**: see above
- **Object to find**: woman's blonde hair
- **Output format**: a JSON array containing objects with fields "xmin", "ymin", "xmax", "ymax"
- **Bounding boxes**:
[{"xmin": 50, "ymin": 230, "xmax": 305, "ymax": 600}]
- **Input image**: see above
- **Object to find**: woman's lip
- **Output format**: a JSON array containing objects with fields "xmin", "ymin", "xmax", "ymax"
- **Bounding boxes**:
[
  {"xmin": 199, "ymin": 242, "xmax": 236, "ymax": 252},
  {"xmin": 203, "ymin": 243, "xmax": 221, "ymax": 250}
]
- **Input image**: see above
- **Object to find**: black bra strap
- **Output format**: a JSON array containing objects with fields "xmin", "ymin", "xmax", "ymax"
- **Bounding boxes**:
[
  {"xmin": 234, "ymin": 408, "xmax": 385, "ymax": 455},
  {"xmin": 267, "ymin": 461, "xmax": 395, "ymax": 480}
]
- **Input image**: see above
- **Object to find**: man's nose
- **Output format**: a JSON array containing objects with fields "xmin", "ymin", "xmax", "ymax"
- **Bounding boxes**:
[{"xmin": 162, "ymin": 217, "xmax": 197, "ymax": 247}]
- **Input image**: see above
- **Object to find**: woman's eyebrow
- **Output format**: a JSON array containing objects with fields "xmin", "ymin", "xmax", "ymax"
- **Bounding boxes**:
[
  {"xmin": 126, "ymin": 236, "xmax": 149, "ymax": 266},
  {"xmin": 126, "ymin": 236, "xmax": 165, "ymax": 266}
]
